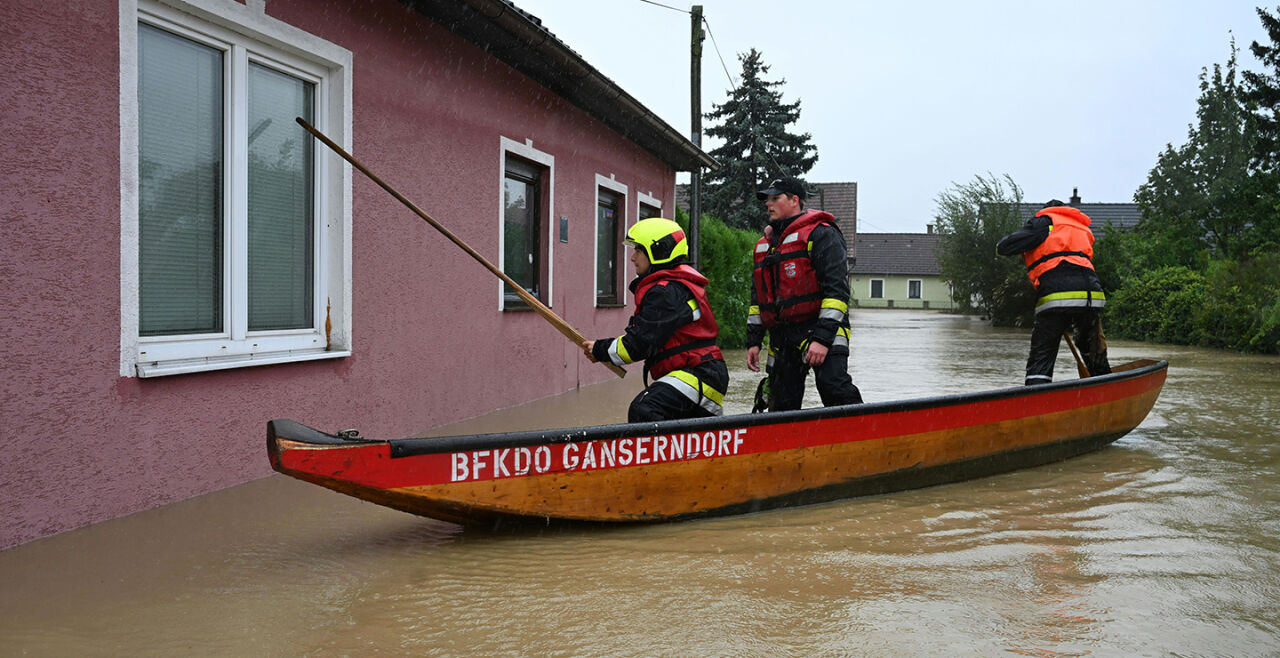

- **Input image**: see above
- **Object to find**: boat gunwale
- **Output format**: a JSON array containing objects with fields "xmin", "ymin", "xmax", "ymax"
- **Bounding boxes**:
[{"xmin": 271, "ymin": 359, "xmax": 1167, "ymax": 458}]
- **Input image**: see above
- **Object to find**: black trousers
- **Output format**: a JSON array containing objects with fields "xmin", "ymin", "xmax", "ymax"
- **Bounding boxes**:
[
  {"xmin": 629, "ymin": 361, "xmax": 729, "ymax": 422},
  {"xmin": 769, "ymin": 341, "xmax": 863, "ymax": 411},
  {"xmin": 1026, "ymin": 308, "xmax": 1110, "ymax": 385}
]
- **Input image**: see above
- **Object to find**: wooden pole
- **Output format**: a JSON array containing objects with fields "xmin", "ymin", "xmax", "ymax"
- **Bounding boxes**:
[
  {"xmin": 1064, "ymin": 332, "xmax": 1090, "ymax": 378},
  {"xmin": 297, "ymin": 118, "xmax": 625, "ymax": 378},
  {"xmin": 689, "ymin": 5, "xmax": 704, "ymax": 269}
]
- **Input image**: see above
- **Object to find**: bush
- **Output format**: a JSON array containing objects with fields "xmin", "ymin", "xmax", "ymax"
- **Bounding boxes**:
[
  {"xmin": 1106, "ymin": 266, "xmax": 1207, "ymax": 343},
  {"xmin": 676, "ymin": 210, "xmax": 759, "ymax": 349}
]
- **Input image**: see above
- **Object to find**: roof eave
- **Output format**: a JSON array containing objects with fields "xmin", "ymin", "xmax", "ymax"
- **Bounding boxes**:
[{"xmin": 402, "ymin": 0, "xmax": 719, "ymax": 172}]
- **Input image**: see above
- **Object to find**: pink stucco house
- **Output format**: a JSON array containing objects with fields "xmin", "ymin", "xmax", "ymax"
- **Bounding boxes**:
[{"xmin": 0, "ymin": 0, "xmax": 713, "ymax": 549}]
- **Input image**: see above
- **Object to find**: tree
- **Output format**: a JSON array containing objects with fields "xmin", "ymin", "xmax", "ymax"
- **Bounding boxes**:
[
  {"xmin": 932, "ymin": 173, "xmax": 1032, "ymax": 325},
  {"xmin": 1133, "ymin": 42, "xmax": 1277, "ymax": 263},
  {"xmin": 1243, "ymin": 5, "xmax": 1280, "ymax": 171},
  {"xmin": 703, "ymin": 49, "xmax": 818, "ymax": 229}
]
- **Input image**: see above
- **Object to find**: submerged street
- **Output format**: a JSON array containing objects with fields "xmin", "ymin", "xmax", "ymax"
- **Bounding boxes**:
[{"xmin": 2, "ymin": 310, "xmax": 1278, "ymax": 655}]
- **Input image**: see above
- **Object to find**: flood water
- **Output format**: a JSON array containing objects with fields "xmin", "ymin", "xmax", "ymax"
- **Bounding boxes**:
[{"xmin": 3, "ymin": 310, "xmax": 1279, "ymax": 656}]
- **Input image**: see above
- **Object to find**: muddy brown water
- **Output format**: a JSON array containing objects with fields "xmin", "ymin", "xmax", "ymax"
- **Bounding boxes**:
[{"xmin": 3, "ymin": 310, "xmax": 1278, "ymax": 656}]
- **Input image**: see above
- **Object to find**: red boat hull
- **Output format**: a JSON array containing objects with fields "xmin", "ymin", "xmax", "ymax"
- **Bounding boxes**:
[{"xmin": 269, "ymin": 359, "xmax": 1167, "ymax": 524}]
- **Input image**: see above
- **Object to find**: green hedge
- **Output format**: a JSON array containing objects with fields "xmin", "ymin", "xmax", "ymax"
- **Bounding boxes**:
[
  {"xmin": 1105, "ymin": 255, "xmax": 1280, "ymax": 353},
  {"xmin": 676, "ymin": 210, "xmax": 758, "ymax": 349}
]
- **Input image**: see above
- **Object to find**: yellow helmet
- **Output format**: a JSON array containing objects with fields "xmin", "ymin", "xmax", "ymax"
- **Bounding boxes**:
[{"xmin": 625, "ymin": 217, "xmax": 688, "ymax": 266}]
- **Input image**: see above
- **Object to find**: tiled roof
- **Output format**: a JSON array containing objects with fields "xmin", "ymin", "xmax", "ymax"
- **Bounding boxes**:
[
  {"xmin": 1017, "ymin": 203, "xmax": 1142, "ymax": 232},
  {"xmin": 850, "ymin": 233, "xmax": 942, "ymax": 276}
]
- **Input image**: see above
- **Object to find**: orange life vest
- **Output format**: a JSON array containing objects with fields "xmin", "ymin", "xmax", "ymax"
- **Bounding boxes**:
[
  {"xmin": 752, "ymin": 210, "xmax": 835, "ymax": 328},
  {"xmin": 1023, "ymin": 206, "xmax": 1096, "ymax": 288},
  {"xmin": 632, "ymin": 264, "xmax": 723, "ymax": 381}
]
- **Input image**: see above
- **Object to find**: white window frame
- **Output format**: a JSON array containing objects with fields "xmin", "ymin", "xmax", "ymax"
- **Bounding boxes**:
[
  {"xmin": 908, "ymin": 278, "xmax": 923, "ymax": 299},
  {"xmin": 594, "ymin": 174, "xmax": 628, "ymax": 308},
  {"xmin": 120, "ymin": 0, "xmax": 352, "ymax": 378},
  {"xmin": 498, "ymin": 137, "xmax": 555, "ymax": 311},
  {"xmin": 869, "ymin": 279, "xmax": 884, "ymax": 299},
  {"xmin": 637, "ymin": 190, "xmax": 662, "ymax": 220}
]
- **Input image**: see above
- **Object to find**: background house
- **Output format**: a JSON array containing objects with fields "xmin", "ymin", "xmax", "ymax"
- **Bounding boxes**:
[
  {"xmin": 0, "ymin": 0, "xmax": 712, "ymax": 549},
  {"xmin": 849, "ymin": 231, "xmax": 953, "ymax": 310},
  {"xmin": 1017, "ymin": 188, "xmax": 1142, "ymax": 236}
]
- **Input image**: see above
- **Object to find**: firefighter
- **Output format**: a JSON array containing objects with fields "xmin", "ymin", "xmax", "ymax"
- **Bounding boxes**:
[
  {"xmin": 747, "ymin": 176, "xmax": 863, "ymax": 410},
  {"xmin": 997, "ymin": 200, "xmax": 1111, "ymax": 385},
  {"xmin": 583, "ymin": 217, "xmax": 729, "ymax": 422}
]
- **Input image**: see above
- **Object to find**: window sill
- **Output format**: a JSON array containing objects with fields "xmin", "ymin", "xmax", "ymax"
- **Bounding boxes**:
[
  {"xmin": 135, "ymin": 348, "xmax": 351, "ymax": 378},
  {"xmin": 594, "ymin": 302, "xmax": 627, "ymax": 309}
]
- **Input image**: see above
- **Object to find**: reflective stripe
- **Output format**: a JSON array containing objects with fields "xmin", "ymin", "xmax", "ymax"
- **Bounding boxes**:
[
  {"xmin": 1026, "ymin": 375, "xmax": 1052, "ymax": 382},
  {"xmin": 607, "ymin": 335, "xmax": 632, "ymax": 366},
  {"xmin": 820, "ymin": 298, "xmax": 849, "ymax": 313},
  {"xmin": 1036, "ymin": 290, "xmax": 1106, "ymax": 313},
  {"xmin": 748, "ymin": 305, "xmax": 762, "ymax": 325},
  {"xmin": 687, "ymin": 298, "xmax": 701, "ymax": 321},
  {"xmin": 657, "ymin": 369, "xmax": 725, "ymax": 416},
  {"xmin": 833, "ymin": 326, "xmax": 850, "ymax": 348},
  {"xmin": 755, "ymin": 243, "xmax": 770, "ymax": 253},
  {"xmin": 782, "ymin": 233, "xmax": 801, "ymax": 244},
  {"xmin": 818, "ymin": 298, "xmax": 847, "ymax": 322}
]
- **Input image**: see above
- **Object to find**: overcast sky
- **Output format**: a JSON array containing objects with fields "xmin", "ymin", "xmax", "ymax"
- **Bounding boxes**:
[{"xmin": 511, "ymin": 0, "xmax": 1271, "ymax": 233}]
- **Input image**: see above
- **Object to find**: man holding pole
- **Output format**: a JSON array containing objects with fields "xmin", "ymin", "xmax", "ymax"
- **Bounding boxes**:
[
  {"xmin": 997, "ymin": 200, "xmax": 1111, "ymax": 385},
  {"xmin": 583, "ymin": 218, "xmax": 729, "ymax": 422}
]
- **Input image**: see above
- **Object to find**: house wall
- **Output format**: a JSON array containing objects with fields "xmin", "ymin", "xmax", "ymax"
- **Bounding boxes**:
[
  {"xmin": 0, "ymin": 0, "xmax": 672, "ymax": 549},
  {"xmin": 850, "ymin": 274, "xmax": 954, "ymax": 310}
]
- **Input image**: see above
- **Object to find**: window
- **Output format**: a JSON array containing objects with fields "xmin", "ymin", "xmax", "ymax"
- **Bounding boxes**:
[
  {"xmin": 870, "ymin": 279, "xmax": 884, "ymax": 299},
  {"xmin": 595, "ymin": 175, "xmax": 628, "ymax": 307},
  {"xmin": 638, "ymin": 191, "xmax": 662, "ymax": 220},
  {"xmin": 499, "ymin": 138, "xmax": 554, "ymax": 310},
  {"xmin": 504, "ymin": 158, "xmax": 544, "ymax": 305},
  {"xmin": 121, "ymin": 0, "xmax": 352, "ymax": 377},
  {"xmin": 908, "ymin": 279, "xmax": 922, "ymax": 299},
  {"xmin": 596, "ymin": 189, "xmax": 621, "ymax": 305}
]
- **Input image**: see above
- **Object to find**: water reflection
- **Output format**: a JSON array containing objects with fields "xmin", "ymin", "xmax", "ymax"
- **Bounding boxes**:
[{"xmin": 3, "ymin": 310, "xmax": 1278, "ymax": 656}]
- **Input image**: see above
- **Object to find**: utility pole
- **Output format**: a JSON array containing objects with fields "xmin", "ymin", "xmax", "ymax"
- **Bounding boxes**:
[{"xmin": 689, "ymin": 4, "xmax": 704, "ymax": 269}]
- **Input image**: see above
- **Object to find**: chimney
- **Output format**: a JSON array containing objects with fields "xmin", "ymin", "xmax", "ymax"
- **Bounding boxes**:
[
  {"xmin": 926, "ymin": 224, "xmax": 934, "ymax": 234},
  {"xmin": 1070, "ymin": 187, "xmax": 1081, "ymax": 205}
]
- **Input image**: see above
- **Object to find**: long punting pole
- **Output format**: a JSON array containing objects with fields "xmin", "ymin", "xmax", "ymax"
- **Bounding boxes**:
[
  {"xmin": 1064, "ymin": 332, "xmax": 1091, "ymax": 378},
  {"xmin": 297, "ymin": 118, "xmax": 626, "ymax": 379}
]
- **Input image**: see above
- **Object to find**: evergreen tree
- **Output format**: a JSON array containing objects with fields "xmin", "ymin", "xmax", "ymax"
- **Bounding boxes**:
[
  {"xmin": 1243, "ymin": 5, "xmax": 1280, "ymax": 170},
  {"xmin": 703, "ymin": 49, "xmax": 818, "ymax": 229}
]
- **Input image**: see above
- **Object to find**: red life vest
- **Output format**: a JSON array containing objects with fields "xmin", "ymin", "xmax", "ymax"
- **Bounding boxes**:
[
  {"xmin": 632, "ymin": 264, "xmax": 723, "ymax": 381},
  {"xmin": 1023, "ymin": 206, "xmax": 1096, "ymax": 288},
  {"xmin": 752, "ymin": 209, "xmax": 835, "ymax": 328}
]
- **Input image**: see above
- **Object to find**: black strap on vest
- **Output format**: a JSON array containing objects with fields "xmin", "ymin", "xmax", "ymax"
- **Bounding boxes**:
[
  {"xmin": 759, "ymin": 291, "xmax": 822, "ymax": 314},
  {"xmin": 1026, "ymin": 250, "xmax": 1090, "ymax": 272},
  {"xmin": 643, "ymin": 338, "xmax": 719, "ymax": 385}
]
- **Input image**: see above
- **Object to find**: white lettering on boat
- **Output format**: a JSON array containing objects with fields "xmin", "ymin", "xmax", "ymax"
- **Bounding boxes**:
[{"xmin": 451, "ymin": 429, "xmax": 748, "ymax": 483}]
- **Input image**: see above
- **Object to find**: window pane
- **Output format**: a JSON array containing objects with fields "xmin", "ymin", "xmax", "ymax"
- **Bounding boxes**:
[
  {"xmin": 909, "ymin": 280, "xmax": 922, "ymax": 299},
  {"xmin": 639, "ymin": 203, "xmax": 660, "ymax": 220},
  {"xmin": 596, "ymin": 191, "xmax": 618, "ymax": 300},
  {"xmin": 247, "ymin": 63, "xmax": 314, "ymax": 331},
  {"xmin": 138, "ymin": 24, "xmax": 223, "ymax": 336},
  {"xmin": 870, "ymin": 280, "xmax": 883, "ymax": 298},
  {"xmin": 503, "ymin": 174, "xmax": 538, "ymax": 297}
]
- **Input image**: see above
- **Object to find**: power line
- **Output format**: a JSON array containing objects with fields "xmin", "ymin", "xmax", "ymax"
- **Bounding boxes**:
[{"xmin": 635, "ymin": 0, "xmax": 688, "ymax": 14}]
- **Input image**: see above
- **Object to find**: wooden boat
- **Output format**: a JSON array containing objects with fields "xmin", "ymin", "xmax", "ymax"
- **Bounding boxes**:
[{"xmin": 268, "ymin": 359, "xmax": 1167, "ymax": 525}]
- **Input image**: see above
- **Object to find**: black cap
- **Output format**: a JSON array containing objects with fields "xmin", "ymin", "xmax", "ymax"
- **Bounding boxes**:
[
  {"xmin": 1042, "ymin": 199, "xmax": 1067, "ymax": 208},
  {"xmin": 756, "ymin": 176, "xmax": 807, "ymax": 200}
]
